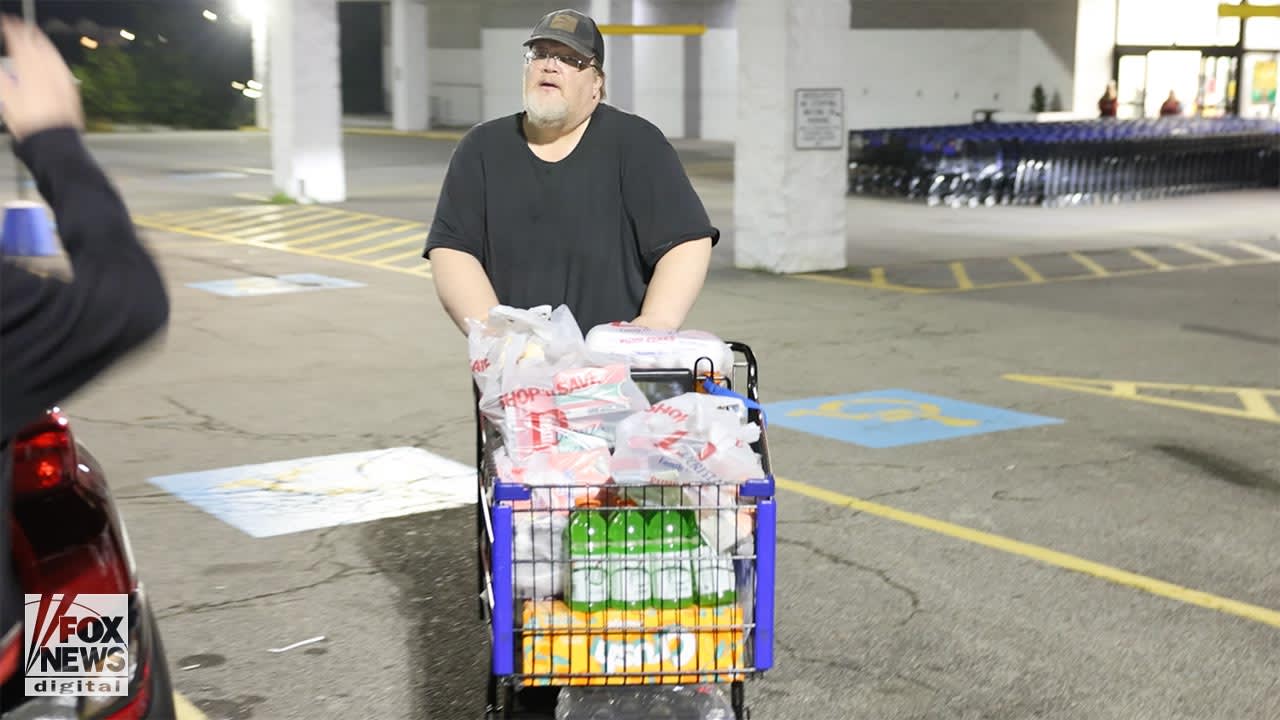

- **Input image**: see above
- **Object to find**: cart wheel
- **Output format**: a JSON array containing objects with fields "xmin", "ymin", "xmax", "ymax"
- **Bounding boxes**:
[
  {"xmin": 732, "ymin": 681, "xmax": 747, "ymax": 720},
  {"xmin": 482, "ymin": 681, "xmax": 516, "ymax": 720}
]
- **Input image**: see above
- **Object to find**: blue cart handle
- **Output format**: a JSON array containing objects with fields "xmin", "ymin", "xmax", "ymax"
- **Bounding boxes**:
[{"xmin": 700, "ymin": 376, "xmax": 767, "ymax": 428}]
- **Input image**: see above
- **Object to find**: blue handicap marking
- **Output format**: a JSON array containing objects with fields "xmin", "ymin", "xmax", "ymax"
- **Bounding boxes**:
[
  {"xmin": 186, "ymin": 273, "xmax": 365, "ymax": 297},
  {"xmin": 765, "ymin": 389, "xmax": 1063, "ymax": 448}
]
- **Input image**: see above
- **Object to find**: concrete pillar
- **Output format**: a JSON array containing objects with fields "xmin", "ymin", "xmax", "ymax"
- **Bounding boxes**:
[
  {"xmin": 734, "ymin": 0, "xmax": 847, "ymax": 273},
  {"xmin": 251, "ymin": 12, "xmax": 269, "ymax": 129},
  {"xmin": 632, "ymin": 0, "xmax": 684, "ymax": 136},
  {"xmin": 269, "ymin": 0, "xmax": 346, "ymax": 203},
  {"xmin": 390, "ymin": 0, "xmax": 430, "ymax": 131},
  {"xmin": 591, "ymin": 0, "xmax": 633, "ymax": 112}
]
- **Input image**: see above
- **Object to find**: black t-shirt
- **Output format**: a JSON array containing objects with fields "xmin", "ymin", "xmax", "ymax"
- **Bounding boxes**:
[{"xmin": 423, "ymin": 103, "xmax": 719, "ymax": 335}]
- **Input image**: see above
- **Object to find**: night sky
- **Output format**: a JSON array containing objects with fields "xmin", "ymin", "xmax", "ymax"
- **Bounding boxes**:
[{"xmin": 0, "ymin": 0, "xmax": 386, "ymax": 116}]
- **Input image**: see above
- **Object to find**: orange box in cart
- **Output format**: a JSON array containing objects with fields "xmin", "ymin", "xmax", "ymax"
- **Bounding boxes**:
[{"xmin": 520, "ymin": 599, "xmax": 747, "ymax": 686}]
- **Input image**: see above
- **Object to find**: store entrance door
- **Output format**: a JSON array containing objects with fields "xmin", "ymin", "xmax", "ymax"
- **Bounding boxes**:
[
  {"xmin": 1198, "ymin": 54, "xmax": 1239, "ymax": 117},
  {"xmin": 1144, "ymin": 49, "xmax": 1202, "ymax": 116},
  {"xmin": 1115, "ymin": 46, "xmax": 1243, "ymax": 117}
]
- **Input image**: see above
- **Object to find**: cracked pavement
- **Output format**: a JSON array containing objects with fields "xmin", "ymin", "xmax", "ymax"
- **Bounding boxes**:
[{"xmin": 13, "ymin": 132, "xmax": 1279, "ymax": 720}]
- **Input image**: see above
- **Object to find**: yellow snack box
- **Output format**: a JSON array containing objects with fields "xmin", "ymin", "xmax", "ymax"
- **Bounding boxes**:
[{"xmin": 520, "ymin": 599, "xmax": 747, "ymax": 686}]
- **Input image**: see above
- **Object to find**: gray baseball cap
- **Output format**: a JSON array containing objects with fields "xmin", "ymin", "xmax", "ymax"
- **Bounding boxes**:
[{"xmin": 524, "ymin": 9, "xmax": 605, "ymax": 68}]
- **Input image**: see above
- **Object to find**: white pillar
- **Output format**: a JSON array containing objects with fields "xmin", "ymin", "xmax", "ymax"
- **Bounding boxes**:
[
  {"xmin": 593, "ymin": 0, "xmax": 633, "ymax": 112},
  {"xmin": 734, "ymin": 0, "xmax": 846, "ymax": 273},
  {"xmin": 632, "ymin": 0, "xmax": 684, "ymax": 136},
  {"xmin": 390, "ymin": 0, "xmax": 429, "ymax": 131},
  {"xmin": 269, "ymin": 0, "xmax": 346, "ymax": 203},
  {"xmin": 251, "ymin": 12, "xmax": 268, "ymax": 129},
  {"xmin": 1072, "ymin": 0, "xmax": 1117, "ymax": 115}
]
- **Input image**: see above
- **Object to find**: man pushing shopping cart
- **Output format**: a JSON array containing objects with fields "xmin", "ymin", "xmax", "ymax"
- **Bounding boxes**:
[{"xmin": 421, "ymin": 11, "xmax": 776, "ymax": 719}]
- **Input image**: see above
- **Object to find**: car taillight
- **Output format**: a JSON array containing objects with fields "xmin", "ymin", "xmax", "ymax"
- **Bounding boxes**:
[{"xmin": 12, "ymin": 409, "xmax": 76, "ymax": 495}]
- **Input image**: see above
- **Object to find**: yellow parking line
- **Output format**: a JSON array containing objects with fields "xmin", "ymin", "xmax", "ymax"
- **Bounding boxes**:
[
  {"xmin": 341, "ymin": 235, "xmax": 421, "ymax": 259},
  {"xmin": 1068, "ymin": 251, "xmax": 1110, "ymax": 276},
  {"xmin": 375, "ymin": 248, "xmax": 428, "ymax": 265},
  {"xmin": 1129, "ymin": 248, "xmax": 1172, "ymax": 271},
  {"xmin": 237, "ymin": 213, "xmax": 373, "ymax": 245},
  {"xmin": 304, "ymin": 222, "xmax": 422, "ymax": 252},
  {"xmin": 1237, "ymin": 390, "xmax": 1280, "ymax": 422},
  {"xmin": 260, "ymin": 218, "xmax": 396, "ymax": 248},
  {"xmin": 174, "ymin": 692, "xmax": 209, "ymax": 720},
  {"xmin": 1004, "ymin": 374, "xmax": 1280, "ymax": 424},
  {"xmin": 792, "ymin": 257, "xmax": 1274, "ymax": 295},
  {"xmin": 140, "ymin": 206, "xmax": 267, "ymax": 226},
  {"xmin": 197, "ymin": 207, "xmax": 345, "ymax": 235},
  {"xmin": 184, "ymin": 207, "xmax": 317, "ymax": 233},
  {"xmin": 133, "ymin": 216, "xmax": 432, "ymax": 279},
  {"xmin": 791, "ymin": 271, "xmax": 932, "ymax": 294},
  {"xmin": 1009, "ymin": 256, "xmax": 1045, "ymax": 283},
  {"xmin": 293, "ymin": 220, "xmax": 422, "ymax": 251},
  {"xmin": 949, "ymin": 261, "xmax": 974, "ymax": 290},
  {"xmin": 343, "ymin": 126, "xmax": 468, "ymax": 141},
  {"xmin": 774, "ymin": 476, "xmax": 1280, "ymax": 630},
  {"xmin": 1232, "ymin": 242, "xmax": 1280, "ymax": 261},
  {"xmin": 1176, "ymin": 243, "xmax": 1235, "ymax": 265}
]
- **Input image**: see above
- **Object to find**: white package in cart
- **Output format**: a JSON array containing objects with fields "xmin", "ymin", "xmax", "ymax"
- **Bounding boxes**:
[
  {"xmin": 467, "ymin": 305, "xmax": 588, "ymax": 458},
  {"xmin": 584, "ymin": 322, "xmax": 736, "ymax": 377},
  {"xmin": 552, "ymin": 363, "xmax": 651, "ymax": 445},
  {"xmin": 610, "ymin": 393, "xmax": 763, "ymax": 486},
  {"xmin": 491, "ymin": 441, "xmax": 612, "ymax": 511},
  {"xmin": 513, "ymin": 511, "xmax": 569, "ymax": 600},
  {"xmin": 467, "ymin": 305, "xmax": 651, "ymax": 459},
  {"xmin": 611, "ymin": 393, "xmax": 764, "ymax": 552}
]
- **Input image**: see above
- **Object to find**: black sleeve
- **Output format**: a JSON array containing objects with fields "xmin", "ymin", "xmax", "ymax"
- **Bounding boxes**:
[
  {"xmin": 423, "ymin": 127, "xmax": 486, "ymax": 264},
  {"xmin": 1, "ymin": 127, "xmax": 169, "ymax": 441},
  {"xmin": 621, "ymin": 120, "xmax": 720, "ymax": 270}
]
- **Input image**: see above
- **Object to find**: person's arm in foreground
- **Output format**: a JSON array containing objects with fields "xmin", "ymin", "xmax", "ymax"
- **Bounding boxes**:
[
  {"xmin": 0, "ymin": 15, "xmax": 169, "ymax": 439},
  {"xmin": 632, "ymin": 236, "xmax": 712, "ymax": 330}
]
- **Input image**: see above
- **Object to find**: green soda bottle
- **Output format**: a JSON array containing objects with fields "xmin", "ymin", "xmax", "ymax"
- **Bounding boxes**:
[
  {"xmin": 606, "ymin": 509, "xmax": 651, "ymax": 610},
  {"xmin": 564, "ymin": 502, "xmax": 608, "ymax": 612},
  {"xmin": 647, "ymin": 509, "xmax": 696, "ymax": 609}
]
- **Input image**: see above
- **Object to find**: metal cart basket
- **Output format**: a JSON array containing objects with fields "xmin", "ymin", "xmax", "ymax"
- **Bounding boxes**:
[{"xmin": 474, "ymin": 341, "xmax": 776, "ymax": 719}]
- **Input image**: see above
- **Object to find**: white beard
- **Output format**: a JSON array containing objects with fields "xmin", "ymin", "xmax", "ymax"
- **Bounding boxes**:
[{"xmin": 522, "ymin": 79, "xmax": 570, "ymax": 127}]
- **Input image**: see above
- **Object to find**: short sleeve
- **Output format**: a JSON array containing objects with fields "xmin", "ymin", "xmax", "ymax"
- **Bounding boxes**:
[
  {"xmin": 424, "ymin": 128, "xmax": 486, "ymax": 263},
  {"xmin": 621, "ymin": 121, "xmax": 720, "ymax": 269}
]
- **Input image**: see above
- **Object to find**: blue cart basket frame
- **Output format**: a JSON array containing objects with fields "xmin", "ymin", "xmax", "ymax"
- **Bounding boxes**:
[{"xmin": 473, "ymin": 341, "xmax": 776, "ymax": 720}]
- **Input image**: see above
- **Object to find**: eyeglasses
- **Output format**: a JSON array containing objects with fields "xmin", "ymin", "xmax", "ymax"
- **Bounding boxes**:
[{"xmin": 524, "ymin": 47, "xmax": 595, "ymax": 71}]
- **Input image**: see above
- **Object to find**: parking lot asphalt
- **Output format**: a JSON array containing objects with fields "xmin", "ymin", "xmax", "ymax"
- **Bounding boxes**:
[{"xmin": 2, "ymin": 129, "xmax": 1277, "ymax": 720}]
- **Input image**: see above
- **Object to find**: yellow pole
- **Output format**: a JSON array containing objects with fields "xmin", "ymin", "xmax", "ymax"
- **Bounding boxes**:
[
  {"xmin": 1218, "ymin": 3, "xmax": 1280, "ymax": 18},
  {"xmin": 597, "ymin": 24, "xmax": 707, "ymax": 36}
]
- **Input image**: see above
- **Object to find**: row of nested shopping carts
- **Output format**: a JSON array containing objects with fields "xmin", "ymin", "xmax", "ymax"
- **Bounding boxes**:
[{"xmin": 846, "ymin": 117, "xmax": 1280, "ymax": 208}]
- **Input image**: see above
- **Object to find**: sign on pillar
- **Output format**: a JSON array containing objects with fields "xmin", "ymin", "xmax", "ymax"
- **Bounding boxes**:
[
  {"xmin": 269, "ymin": 0, "xmax": 346, "ymax": 204},
  {"xmin": 734, "ymin": 0, "xmax": 847, "ymax": 274}
]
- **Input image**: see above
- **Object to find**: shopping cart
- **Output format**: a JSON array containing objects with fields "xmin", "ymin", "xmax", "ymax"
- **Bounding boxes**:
[{"xmin": 474, "ymin": 341, "xmax": 776, "ymax": 719}]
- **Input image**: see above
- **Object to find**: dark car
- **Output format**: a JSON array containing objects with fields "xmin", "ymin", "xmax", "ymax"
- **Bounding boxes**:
[{"xmin": 1, "ymin": 408, "xmax": 175, "ymax": 719}]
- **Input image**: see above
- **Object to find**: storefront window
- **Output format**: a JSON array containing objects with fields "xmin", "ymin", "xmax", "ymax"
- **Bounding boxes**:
[{"xmin": 1116, "ymin": 0, "xmax": 1241, "ymax": 46}]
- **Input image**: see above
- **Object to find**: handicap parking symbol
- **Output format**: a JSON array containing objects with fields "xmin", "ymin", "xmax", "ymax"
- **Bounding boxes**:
[{"xmin": 765, "ymin": 389, "xmax": 1062, "ymax": 448}]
